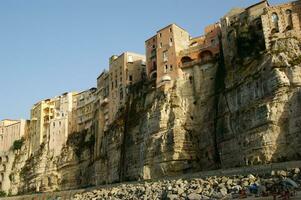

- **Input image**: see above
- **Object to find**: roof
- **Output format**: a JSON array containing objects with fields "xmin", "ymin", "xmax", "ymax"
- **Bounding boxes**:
[
  {"xmin": 157, "ymin": 23, "xmax": 188, "ymax": 33},
  {"xmin": 97, "ymin": 70, "xmax": 109, "ymax": 79},
  {"xmin": 145, "ymin": 23, "xmax": 190, "ymax": 42},
  {"xmin": 246, "ymin": 0, "xmax": 269, "ymax": 10}
]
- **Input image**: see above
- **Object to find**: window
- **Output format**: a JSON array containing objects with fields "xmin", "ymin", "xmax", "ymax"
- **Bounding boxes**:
[
  {"xmin": 286, "ymin": 9, "xmax": 293, "ymax": 30},
  {"xmin": 159, "ymin": 33, "xmax": 162, "ymax": 38},
  {"xmin": 164, "ymin": 65, "xmax": 168, "ymax": 73},
  {"xmin": 120, "ymin": 88, "xmax": 123, "ymax": 100},
  {"xmin": 53, "ymin": 122, "xmax": 55, "ymax": 127},
  {"xmin": 169, "ymin": 38, "xmax": 173, "ymax": 46},
  {"xmin": 163, "ymin": 51, "xmax": 168, "ymax": 62},
  {"xmin": 271, "ymin": 13, "xmax": 279, "ymax": 33},
  {"xmin": 160, "ymin": 42, "xmax": 162, "ymax": 48},
  {"xmin": 129, "ymin": 75, "xmax": 133, "ymax": 82},
  {"xmin": 169, "ymin": 28, "xmax": 172, "ymax": 32},
  {"xmin": 170, "ymin": 65, "xmax": 173, "ymax": 71}
]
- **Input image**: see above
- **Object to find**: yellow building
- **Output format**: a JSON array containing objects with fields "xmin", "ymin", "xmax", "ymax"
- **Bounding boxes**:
[{"xmin": 29, "ymin": 99, "xmax": 55, "ymax": 155}]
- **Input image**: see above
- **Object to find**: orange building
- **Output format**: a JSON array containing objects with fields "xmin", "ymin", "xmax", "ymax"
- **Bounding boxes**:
[
  {"xmin": 178, "ymin": 23, "xmax": 221, "ymax": 69},
  {"xmin": 146, "ymin": 23, "xmax": 221, "ymax": 87},
  {"xmin": 145, "ymin": 24, "xmax": 190, "ymax": 87}
]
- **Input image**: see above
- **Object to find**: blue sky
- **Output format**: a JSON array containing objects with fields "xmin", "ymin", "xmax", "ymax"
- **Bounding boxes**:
[{"xmin": 0, "ymin": 0, "xmax": 289, "ymax": 119}]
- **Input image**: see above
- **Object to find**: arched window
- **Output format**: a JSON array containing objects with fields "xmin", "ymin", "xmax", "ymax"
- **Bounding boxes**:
[
  {"xmin": 190, "ymin": 41, "xmax": 198, "ymax": 47},
  {"xmin": 199, "ymin": 50, "xmax": 214, "ymax": 62},
  {"xmin": 181, "ymin": 56, "xmax": 193, "ymax": 64},
  {"xmin": 150, "ymin": 71, "xmax": 157, "ymax": 80},
  {"xmin": 286, "ymin": 9, "xmax": 293, "ymax": 30},
  {"xmin": 271, "ymin": 13, "xmax": 279, "ymax": 33},
  {"xmin": 255, "ymin": 18, "xmax": 263, "ymax": 30}
]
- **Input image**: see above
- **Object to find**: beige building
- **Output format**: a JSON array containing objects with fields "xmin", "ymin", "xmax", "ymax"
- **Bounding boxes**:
[
  {"xmin": 261, "ymin": 0, "xmax": 301, "ymax": 49},
  {"xmin": 108, "ymin": 52, "xmax": 146, "ymax": 123},
  {"xmin": 49, "ymin": 92, "xmax": 76, "ymax": 156},
  {"xmin": 74, "ymin": 88, "xmax": 97, "ymax": 132},
  {"xmin": 0, "ymin": 119, "xmax": 27, "ymax": 193},
  {"xmin": 96, "ymin": 71, "xmax": 110, "ymax": 131},
  {"xmin": 0, "ymin": 119, "xmax": 26, "ymax": 153},
  {"xmin": 29, "ymin": 99, "xmax": 55, "ymax": 155},
  {"xmin": 145, "ymin": 24, "xmax": 190, "ymax": 87}
]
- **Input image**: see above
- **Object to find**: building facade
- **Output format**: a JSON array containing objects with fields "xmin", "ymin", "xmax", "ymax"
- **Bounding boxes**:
[
  {"xmin": 220, "ymin": 1, "xmax": 269, "ymax": 67},
  {"xmin": 178, "ymin": 23, "xmax": 221, "ymax": 69},
  {"xmin": 97, "ymin": 71, "xmax": 110, "ymax": 131},
  {"xmin": 261, "ymin": 0, "xmax": 301, "ymax": 49},
  {"xmin": 0, "ymin": 119, "xmax": 26, "ymax": 154},
  {"xmin": 49, "ymin": 92, "xmax": 76, "ymax": 156},
  {"xmin": 74, "ymin": 88, "xmax": 97, "ymax": 132},
  {"xmin": 108, "ymin": 52, "xmax": 146, "ymax": 123},
  {"xmin": 0, "ymin": 119, "xmax": 27, "ymax": 193},
  {"xmin": 29, "ymin": 99, "xmax": 55, "ymax": 155},
  {"xmin": 145, "ymin": 24, "xmax": 190, "ymax": 86}
]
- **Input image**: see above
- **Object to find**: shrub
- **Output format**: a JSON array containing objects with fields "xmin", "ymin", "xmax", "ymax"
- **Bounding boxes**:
[
  {"xmin": 13, "ymin": 137, "xmax": 25, "ymax": 151},
  {"xmin": 0, "ymin": 191, "xmax": 6, "ymax": 197}
]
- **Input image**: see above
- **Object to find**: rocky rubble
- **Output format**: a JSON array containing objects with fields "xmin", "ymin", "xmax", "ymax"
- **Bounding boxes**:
[{"xmin": 71, "ymin": 168, "xmax": 301, "ymax": 200}]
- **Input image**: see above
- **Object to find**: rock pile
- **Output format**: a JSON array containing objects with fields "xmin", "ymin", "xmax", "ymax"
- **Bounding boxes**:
[{"xmin": 71, "ymin": 168, "xmax": 301, "ymax": 200}]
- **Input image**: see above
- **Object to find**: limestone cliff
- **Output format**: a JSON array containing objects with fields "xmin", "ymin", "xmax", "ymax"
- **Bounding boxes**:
[
  {"xmin": 216, "ymin": 38, "xmax": 301, "ymax": 167},
  {"xmin": 7, "ymin": 38, "xmax": 301, "ymax": 195}
]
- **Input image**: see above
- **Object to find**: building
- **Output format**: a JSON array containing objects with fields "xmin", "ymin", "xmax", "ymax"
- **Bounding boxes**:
[
  {"xmin": 29, "ymin": 99, "xmax": 55, "ymax": 155},
  {"xmin": 49, "ymin": 92, "xmax": 76, "ymax": 156},
  {"xmin": 178, "ymin": 23, "xmax": 221, "ymax": 70},
  {"xmin": 220, "ymin": 1, "xmax": 269, "ymax": 67},
  {"xmin": 145, "ymin": 24, "xmax": 190, "ymax": 86},
  {"xmin": 108, "ymin": 52, "xmax": 146, "ymax": 123},
  {"xmin": 146, "ymin": 23, "xmax": 222, "ymax": 87},
  {"xmin": 0, "ymin": 119, "xmax": 27, "ymax": 193},
  {"xmin": 96, "ymin": 71, "xmax": 110, "ymax": 131},
  {"xmin": 74, "ymin": 88, "xmax": 97, "ymax": 132},
  {"xmin": 261, "ymin": 0, "xmax": 301, "ymax": 49},
  {"xmin": 0, "ymin": 119, "xmax": 26, "ymax": 154},
  {"xmin": 219, "ymin": 0, "xmax": 301, "ymax": 67}
]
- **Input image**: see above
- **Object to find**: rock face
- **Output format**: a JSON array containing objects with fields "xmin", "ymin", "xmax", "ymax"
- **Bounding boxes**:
[
  {"xmin": 6, "ymin": 38, "xmax": 301, "ymax": 195},
  {"xmin": 93, "ymin": 62, "xmax": 219, "ymax": 184},
  {"xmin": 216, "ymin": 38, "xmax": 301, "ymax": 168}
]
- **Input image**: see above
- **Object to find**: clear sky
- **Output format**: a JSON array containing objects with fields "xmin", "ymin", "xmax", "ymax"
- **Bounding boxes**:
[{"xmin": 0, "ymin": 0, "xmax": 289, "ymax": 119}]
